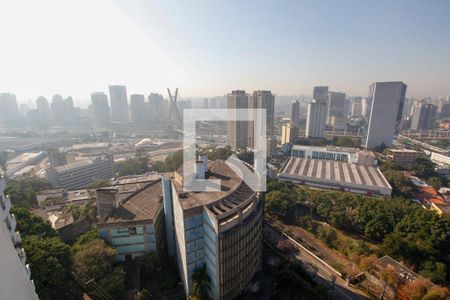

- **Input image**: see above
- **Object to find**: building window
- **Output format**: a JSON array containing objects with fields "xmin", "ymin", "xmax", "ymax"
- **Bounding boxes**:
[{"xmin": 129, "ymin": 227, "xmax": 137, "ymax": 235}]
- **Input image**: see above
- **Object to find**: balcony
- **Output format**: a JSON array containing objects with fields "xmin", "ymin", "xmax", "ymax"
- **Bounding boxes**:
[
  {"xmin": 1, "ymin": 195, "xmax": 12, "ymax": 220},
  {"xmin": 12, "ymin": 231, "xmax": 22, "ymax": 246},
  {"xmin": 16, "ymin": 247, "xmax": 27, "ymax": 265},
  {"xmin": 6, "ymin": 213, "xmax": 17, "ymax": 239},
  {"xmin": 25, "ymin": 264, "xmax": 31, "ymax": 279}
]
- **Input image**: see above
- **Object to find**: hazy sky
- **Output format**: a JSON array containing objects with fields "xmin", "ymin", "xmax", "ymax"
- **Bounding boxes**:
[{"xmin": 1, "ymin": 0, "xmax": 450, "ymax": 105}]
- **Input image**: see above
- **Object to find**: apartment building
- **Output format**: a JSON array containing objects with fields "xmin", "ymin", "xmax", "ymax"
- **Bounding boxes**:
[{"xmin": 46, "ymin": 155, "xmax": 115, "ymax": 189}]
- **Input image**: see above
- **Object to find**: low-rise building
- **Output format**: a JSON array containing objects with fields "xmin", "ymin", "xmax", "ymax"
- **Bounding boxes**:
[
  {"xmin": 291, "ymin": 145, "xmax": 359, "ymax": 163},
  {"xmin": 430, "ymin": 152, "xmax": 450, "ymax": 166},
  {"xmin": 279, "ymin": 157, "xmax": 392, "ymax": 196},
  {"xmin": 46, "ymin": 155, "xmax": 115, "ymax": 189},
  {"xmin": 386, "ymin": 149, "xmax": 420, "ymax": 165},
  {"xmin": 97, "ymin": 180, "xmax": 166, "ymax": 261}
]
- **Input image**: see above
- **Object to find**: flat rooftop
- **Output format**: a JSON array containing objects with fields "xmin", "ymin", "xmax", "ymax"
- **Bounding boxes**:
[
  {"xmin": 101, "ymin": 180, "xmax": 163, "ymax": 224},
  {"xmin": 280, "ymin": 157, "xmax": 391, "ymax": 193}
]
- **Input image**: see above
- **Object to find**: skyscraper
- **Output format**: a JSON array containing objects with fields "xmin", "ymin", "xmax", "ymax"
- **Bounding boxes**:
[
  {"xmin": 351, "ymin": 97, "xmax": 363, "ymax": 117},
  {"xmin": 35, "ymin": 96, "xmax": 52, "ymax": 127},
  {"xmin": 290, "ymin": 100, "xmax": 300, "ymax": 126},
  {"xmin": 363, "ymin": 82, "xmax": 407, "ymax": 149},
  {"xmin": 410, "ymin": 103, "xmax": 437, "ymax": 130},
  {"xmin": 91, "ymin": 92, "xmax": 110, "ymax": 126},
  {"xmin": 109, "ymin": 85, "xmax": 129, "ymax": 122},
  {"xmin": 50, "ymin": 94, "xmax": 67, "ymax": 126},
  {"xmin": 64, "ymin": 96, "xmax": 75, "ymax": 126},
  {"xmin": 248, "ymin": 90, "xmax": 275, "ymax": 155},
  {"xmin": 0, "ymin": 93, "xmax": 21, "ymax": 127},
  {"xmin": 148, "ymin": 93, "xmax": 167, "ymax": 123},
  {"xmin": 227, "ymin": 90, "xmax": 249, "ymax": 150},
  {"xmin": 305, "ymin": 100, "xmax": 327, "ymax": 138},
  {"xmin": 305, "ymin": 86, "xmax": 328, "ymax": 138},
  {"xmin": 327, "ymin": 91, "xmax": 346, "ymax": 124},
  {"xmin": 130, "ymin": 94, "xmax": 148, "ymax": 124}
]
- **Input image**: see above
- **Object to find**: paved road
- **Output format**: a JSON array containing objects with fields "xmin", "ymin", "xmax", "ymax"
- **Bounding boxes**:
[{"xmin": 264, "ymin": 222, "xmax": 368, "ymax": 300}]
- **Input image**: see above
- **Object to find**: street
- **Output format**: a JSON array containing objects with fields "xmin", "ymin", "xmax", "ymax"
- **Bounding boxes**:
[{"xmin": 264, "ymin": 221, "xmax": 369, "ymax": 300}]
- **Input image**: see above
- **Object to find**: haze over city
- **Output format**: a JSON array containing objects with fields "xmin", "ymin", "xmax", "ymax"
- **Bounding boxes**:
[{"xmin": 1, "ymin": 0, "xmax": 450, "ymax": 105}]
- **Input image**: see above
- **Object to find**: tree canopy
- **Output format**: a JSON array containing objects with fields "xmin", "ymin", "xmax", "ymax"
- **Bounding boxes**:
[
  {"xmin": 23, "ymin": 236, "xmax": 72, "ymax": 300},
  {"xmin": 11, "ymin": 207, "xmax": 57, "ymax": 238},
  {"xmin": 265, "ymin": 180, "xmax": 450, "ymax": 285}
]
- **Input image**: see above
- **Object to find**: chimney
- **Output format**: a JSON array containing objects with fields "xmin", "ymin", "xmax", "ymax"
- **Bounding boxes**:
[
  {"xmin": 96, "ymin": 188, "xmax": 120, "ymax": 221},
  {"xmin": 199, "ymin": 154, "xmax": 208, "ymax": 174},
  {"xmin": 195, "ymin": 161, "xmax": 205, "ymax": 179}
]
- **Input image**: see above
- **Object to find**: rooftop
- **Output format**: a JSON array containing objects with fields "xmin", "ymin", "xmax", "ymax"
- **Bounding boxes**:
[
  {"xmin": 101, "ymin": 180, "xmax": 163, "ymax": 224},
  {"xmin": 173, "ymin": 160, "xmax": 258, "ymax": 215},
  {"xmin": 388, "ymin": 148, "xmax": 419, "ymax": 153},
  {"xmin": 53, "ymin": 155, "xmax": 111, "ymax": 172},
  {"xmin": 292, "ymin": 145, "xmax": 359, "ymax": 153},
  {"xmin": 280, "ymin": 157, "xmax": 391, "ymax": 190}
]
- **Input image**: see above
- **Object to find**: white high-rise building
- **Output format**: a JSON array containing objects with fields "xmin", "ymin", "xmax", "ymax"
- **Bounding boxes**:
[
  {"xmin": 363, "ymin": 82, "xmax": 407, "ymax": 149},
  {"xmin": 1, "ymin": 177, "xmax": 39, "ymax": 300},
  {"xmin": 306, "ymin": 86, "xmax": 328, "ymax": 138},
  {"xmin": 305, "ymin": 100, "xmax": 327, "ymax": 138}
]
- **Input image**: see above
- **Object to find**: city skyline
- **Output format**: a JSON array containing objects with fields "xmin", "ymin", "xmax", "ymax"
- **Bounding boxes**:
[{"xmin": 1, "ymin": 0, "xmax": 450, "ymax": 103}]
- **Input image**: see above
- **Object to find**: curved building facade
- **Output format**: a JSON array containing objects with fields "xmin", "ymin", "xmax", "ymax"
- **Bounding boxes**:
[{"xmin": 163, "ymin": 157, "xmax": 263, "ymax": 299}]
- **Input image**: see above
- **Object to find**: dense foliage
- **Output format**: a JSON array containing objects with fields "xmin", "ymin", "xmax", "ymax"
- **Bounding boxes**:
[
  {"xmin": 265, "ymin": 180, "xmax": 450, "ymax": 285},
  {"xmin": 5, "ymin": 178, "xmax": 51, "ymax": 207},
  {"xmin": 72, "ymin": 231, "xmax": 125, "ymax": 299},
  {"xmin": 23, "ymin": 236, "xmax": 72, "ymax": 299},
  {"xmin": 151, "ymin": 149, "xmax": 183, "ymax": 172},
  {"xmin": 11, "ymin": 207, "xmax": 57, "ymax": 238},
  {"xmin": 116, "ymin": 149, "xmax": 150, "ymax": 176}
]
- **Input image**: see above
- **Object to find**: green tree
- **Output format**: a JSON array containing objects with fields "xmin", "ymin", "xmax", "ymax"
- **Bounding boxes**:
[
  {"xmin": 11, "ymin": 207, "xmax": 57, "ymax": 238},
  {"xmin": 72, "ymin": 237, "xmax": 125, "ymax": 299},
  {"xmin": 23, "ymin": 236, "xmax": 72, "ymax": 300},
  {"xmin": 191, "ymin": 265, "xmax": 211, "ymax": 300},
  {"xmin": 428, "ymin": 177, "xmax": 442, "ymax": 191},
  {"xmin": 5, "ymin": 178, "xmax": 51, "ymax": 207},
  {"xmin": 86, "ymin": 179, "xmax": 111, "ymax": 188},
  {"xmin": 137, "ymin": 252, "xmax": 160, "ymax": 278}
]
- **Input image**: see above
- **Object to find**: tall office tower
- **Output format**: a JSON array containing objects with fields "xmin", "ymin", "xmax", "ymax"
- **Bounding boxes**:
[
  {"xmin": 47, "ymin": 148, "xmax": 67, "ymax": 167},
  {"xmin": 401, "ymin": 98, "xmax": 415, "ymax": 119},
  {"xmin": 148, "ymin": 93, "xmax": 167, "ymax": 122},
  {"xmin": 1, "ymin": 177, "xmax": 39, "ymax": 300},
  {"xmin": 248, "ymin": 90, "xmax": 275, "ymax": 156},
  {"xmin": 35, "ymin": 96, "xmax": 51, "ymax": 127},
  {"xmin": 51, "ymin": 94, "xmax": 67, "ymax": 126},
  {"xmin": 361, "ymin": 98, "xmax": 369, "ymax": 117},
  {"xmin": 203, "ymin": 98, "xmax": 209, "ymax": 108},
  {"xmin": 227, "ymin": 90, "xmax": 249, "ymax": 150},
  {"xmin": 0, "ymin": 93, "xmax": 21, "ymax": 127},
  {"xmin": 363, "ymin": 82, "xmax": 407, "ymax": 149},
  {"xmin": 290, "ymin": 100, "xmax": 300, "ymax": 126},
  {"xmin": 91, "ymin": 92, "xmax": 110, "ymax": 126},
  {"xmin": 351, "ymin": 97, "xmax": 363, "ymax": 117},
  {"xmin": 109, "ymin": 85, "xmax": 129, "ymax": 122},
  {"xmin": 447, "ymin": 96, "xmax": 450, "ymax": 102},
  {"xmin": 440, "ymin": 102, "xmax": 450, "ymax": 119},
  {"xmin": 163, "ymin": 157, "xmax": 263, "ymax": 300},
  {"xmin": 305, "ymin": 100, "xmax": 327, "ymax": 138},
  {"xmin": 327, "ymin": 91, "xmax": 346, "ymax": 125},
  {"xmin": 410, "ymin": 103, "xmax": 437, "ymax": 130},
  {"xmin": 313, "ymin": 86, "xmax": 329, "ymax": 104},
  {"xmin": 130, "ymin": 94, "xmax": 148, "ymax": 124},
  {"xmin": 64, "ymin": 96, "xmax": 75, "ymax": 126},
  {"xmin": 281, "ymin": 123, "xmax": 299, "ymax": 144}
]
